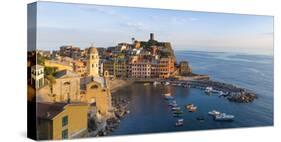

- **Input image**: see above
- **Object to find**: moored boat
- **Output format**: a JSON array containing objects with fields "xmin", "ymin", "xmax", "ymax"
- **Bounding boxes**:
[
  {"xmin": 188, "ymin": 106, "xmax": 197, "ymax": 112},
  {"xmin": 185, "ymin": 104, "xmax": 194, "ymax": 109},
  {"xmin": 173, "ymin": 109, "xmax": 183, "ymax": 114},
  {"xmin": 163, "ymin": 93, "xmax": 171, "ymax": 97},
  {"xmin": 171, "ymin": 107, "xmax": 181, "ymax": 111},
  {"xmin": 185, "ymin": 104, "xmax": 197, "ymax": 112},
  {"xmin": 205, "ymin": 86, "xmax": 213, "ymax": 94},
  {"xmin": 143, "ymin": 82, "xmax": 150, "ymax": 86},
  {"xmin": 175, "ymin": 119, "xmax": 184, "ymax": 127},
  {"xmin": 153, "ymin": 81, "xmax": 160, "ymax": 86},
  {"xmin": 214, "ymin": 113, "xmax": 235, "ymax": 121},
  {"xmin": 208, "ymin": 110, "xmax": 221, "ymax": 116}
]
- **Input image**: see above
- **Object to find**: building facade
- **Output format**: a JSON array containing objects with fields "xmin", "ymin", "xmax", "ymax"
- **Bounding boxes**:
[
  {"xmin": 31, "ymin": 65, "xmax": 44, "ymax": 89},
  {"xmin": 52, "ymin": 70, "xmax": 80, "ymax": 102},
  {"xmin": 80, "ymin": 76, "xmax": 112, "ymax": 117}
]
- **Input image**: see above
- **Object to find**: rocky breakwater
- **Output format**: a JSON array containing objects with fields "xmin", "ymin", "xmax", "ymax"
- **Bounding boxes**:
[
  {"xmin": 101, "ymin": 95, "xmax": 130, "ymax": 135},
  {"xmin": 227, "ymin": 91, "xmax": 257, "ymax": 103},
  {"xmin": 186, "ymin": 80, "xmax": 257, "ymax": 103}
]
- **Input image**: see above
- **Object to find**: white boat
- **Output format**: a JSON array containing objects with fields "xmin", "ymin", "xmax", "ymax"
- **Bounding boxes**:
[
  {"xmin": 188, "ymin": 106, "xmax": 197, "ymax": 112},
  {"xmin": 219, "ymin": 91, "xmax": 224, "ymax": 95},
  {"xmin": 175, "ymin": 119, "xmax": 184, "ymax": 126},
  {"xmin": 172, "ymin": 107, "xmax": 181, "ymax": 111},
  {"xmin": 163, "ymin": 93, "xmax": 171, "ymax": 97},
  {"xmin": 143, "ymin": 82, "xmax": 150, "ymax": 86},
  {"xmin": 208, "ymin": 110, "xmax": 221, "ymax": 116},
  {"xmin": 214, "ymin": 113, "xmax": 235, "ymax": 121},
  {"xmin": 153, "ymin": 81, "xmax": 160, "ymax": 86},
  {"xmin": 205, "ymin": 86, "xmax": 213, "ymax": 93},
  {"xmin": 165, "ymin": 82, "xmax": 170, "ymax": 86}
]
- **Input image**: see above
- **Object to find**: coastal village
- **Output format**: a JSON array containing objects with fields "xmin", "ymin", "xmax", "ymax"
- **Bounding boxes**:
[{"xmin": 27, "ymin": 33, "xmax": 256, "ymax": 140}]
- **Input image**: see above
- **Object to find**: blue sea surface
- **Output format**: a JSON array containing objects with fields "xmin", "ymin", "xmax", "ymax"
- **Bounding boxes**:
[{"xmin": 111, "ymin": 50, "xmax": 273, "ymax": 135}]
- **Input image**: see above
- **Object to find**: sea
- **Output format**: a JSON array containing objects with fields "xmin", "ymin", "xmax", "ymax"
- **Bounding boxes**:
[{"xmin": 111, "ymin": 50, "xmax": 273, "ymax": 135}]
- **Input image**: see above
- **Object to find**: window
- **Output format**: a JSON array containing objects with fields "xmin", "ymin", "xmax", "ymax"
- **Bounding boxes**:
[
  {"xmin": 62, "ymin": 116, "xmax": 68, "ymax": 127},
  {"xmin": 62, "ymin": 129, "xmax": 68, "ymax": 139}
]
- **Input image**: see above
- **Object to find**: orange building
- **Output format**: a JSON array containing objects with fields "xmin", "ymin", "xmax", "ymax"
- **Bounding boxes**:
[{"xmin": 159, "ymin": 57, "xmax": 175, "ymax": 78}]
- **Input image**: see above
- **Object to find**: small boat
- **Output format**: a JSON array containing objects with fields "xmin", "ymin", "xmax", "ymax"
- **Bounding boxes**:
[
  {"xmin": 173, "ymin": 110, "xmax": 183, "ymax": 114},
  {"xmin": 153, "ymin": 81, "xmax": 160, "ymax": 86},
  {"xmin": 165, "ymin": 82, "xmax": 170, "ymax": 86},
  {"xmin": 205, "ymin": 86, "xmax": 213, "ymax": 94},
  {"xmin": 183, "ymin": 85, "xmax": 189, "ymax": 88},
  {"xmin": 214, "ymin": 113, "xmax": 235, "ymax": 121},
  {"xmin": 208, "ymin": 110, "xmax": 221, "ymax": 116},
  {"xmin": 219, "ymin": 91, "xmax": 229, "ymax": 97},
  {"xmin": 143, "ymin": 83, "xmax": 150, "ymax": 86},
  {"xmin": 171, "ymin": 107, "xmax": 181, "ymax": 111},
  {"xmin": 185, "ymin": 104, "xmax": 194, "ymax": 109},
  {"xmin": 163, "ymin": 93, "xmax": 171, "ymax": 97},
  {"xmin": 168, "ymin": 103, "xmax": 178, "ymax": 107},
  {"xmin": 173, "ymin": 114, "xmax": 183, "ymax": 117},
  {"xmin": 188, "ymin": 106, "xmax": 197, "ymax": 112},
  {"xmin": 172, "ymin": 83, "xmax": 178, "ymax": 86},
  {"xmin": 175, "ymin": 119, "xmax": 184, "ymax": 127}
]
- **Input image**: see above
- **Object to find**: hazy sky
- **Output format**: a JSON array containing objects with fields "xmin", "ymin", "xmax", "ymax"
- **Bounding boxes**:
[{"xmin": 36, "ymin": 2, "xmax": 274, "ymax": 55}]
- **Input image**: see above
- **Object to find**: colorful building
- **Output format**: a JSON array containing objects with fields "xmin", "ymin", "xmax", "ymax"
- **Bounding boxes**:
[
  {"xmin": 36, "ymin": 102, "xmax": 89, "ymax": 140},
  {"xmin": 130, "ymin": 61, "xmax": 151, "ymax": 78},
  {"xmin": 159, "ymin": 57, "xmax": 175, "ymax": 78},
  {"xmin": 59, "ymin": 45, "xmax": 81, "ymax": 60}
]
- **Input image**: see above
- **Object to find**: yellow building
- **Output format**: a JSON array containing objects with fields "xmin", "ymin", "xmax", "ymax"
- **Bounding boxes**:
[
  {"xmin": 103, "ymin": 59, "xmax": 127, "ymax": 78},
  {"xmin": 36, "ymin": 102, "xmax": 89, "ymax": 140},
  {"xmin": 45, "ymin": 60, "xmax": 73, "ymax": 71},
  {"xmin": 80, "ymin": 76, "xmax": 112, "ymax": 117}
]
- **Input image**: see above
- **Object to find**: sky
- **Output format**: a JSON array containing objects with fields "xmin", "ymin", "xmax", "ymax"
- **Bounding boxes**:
[{"xmin": 36, "ymin": 2, "xmax": 274, "ymax": 55}]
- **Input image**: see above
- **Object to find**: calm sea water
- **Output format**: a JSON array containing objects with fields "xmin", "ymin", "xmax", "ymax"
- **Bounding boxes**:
[{"xmin": 111, "ymin": 50, "xmax": 273, "ymax": 135}]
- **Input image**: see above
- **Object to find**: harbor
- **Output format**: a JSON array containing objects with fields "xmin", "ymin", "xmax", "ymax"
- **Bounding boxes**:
[
  {"xmin": 132, "ymin": 79, "xmax": 257, "ymax": 103},
  {"xmin": 110, "ymin": 51, "xmax": 272, "ymax": 135}
]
